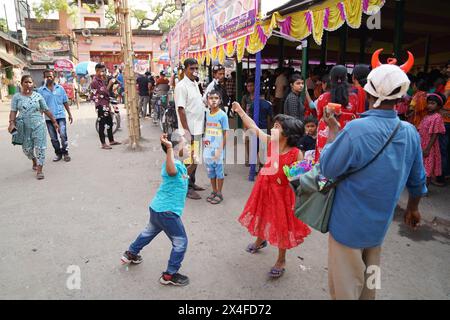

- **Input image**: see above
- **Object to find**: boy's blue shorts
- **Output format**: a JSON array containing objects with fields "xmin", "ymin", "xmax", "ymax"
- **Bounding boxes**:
[{"xmin": 206, "ymin": 162, "xmax": 224, "ymax": 179}]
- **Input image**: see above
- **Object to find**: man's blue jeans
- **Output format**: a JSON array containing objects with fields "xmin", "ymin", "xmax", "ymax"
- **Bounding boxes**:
[
  {"xmin": 46, "ymin": 118, "xmax": 68, "ymax": 155},
  {"xmin": 129, "ymin": 208, "xmax": 188, "ymax": 275}
]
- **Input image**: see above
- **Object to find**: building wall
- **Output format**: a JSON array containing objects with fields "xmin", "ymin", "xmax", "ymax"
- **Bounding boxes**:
[{"xmin": 76, "ymin": 33, "xmax": 165, "ymax": 74}]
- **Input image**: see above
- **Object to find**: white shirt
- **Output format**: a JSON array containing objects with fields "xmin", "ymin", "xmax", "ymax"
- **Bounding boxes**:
[{"xmin": 175, "ymin": 76, "xmax": 206, "ymax": 136}]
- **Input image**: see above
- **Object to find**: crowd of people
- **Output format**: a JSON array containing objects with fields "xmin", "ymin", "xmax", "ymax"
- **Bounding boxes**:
[
  {"xmin": 6, "ymin": 52, "xmax": 448, "ymax": 299},
  {"xmin": 118, "ymin": 53, "xmax": 442, "ymax": 300}
]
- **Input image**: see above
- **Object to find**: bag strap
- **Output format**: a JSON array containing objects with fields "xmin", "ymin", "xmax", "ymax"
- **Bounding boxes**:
[{"xmin": 329, "ymin": 121, "xmax": 402, "ymax": 187}]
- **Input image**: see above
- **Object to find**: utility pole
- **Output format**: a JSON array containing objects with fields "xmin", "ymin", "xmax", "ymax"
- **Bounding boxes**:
[{"xmin": 114, "ymin": 0, "xmax": 140, "ymax": 149}]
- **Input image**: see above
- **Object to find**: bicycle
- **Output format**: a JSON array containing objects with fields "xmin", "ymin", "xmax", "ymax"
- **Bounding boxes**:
[
  {"xmin": 95, "ymin": 98, "xmax": 121, "ymax": 134},
  {"xmin": 161, "ymin": 101, "xmax": 178, "ymax": 135}
]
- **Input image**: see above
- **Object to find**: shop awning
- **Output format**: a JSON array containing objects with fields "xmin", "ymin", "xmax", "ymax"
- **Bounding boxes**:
[
  {"xmin": 0, "ymin": 50, "xmax": 26, "ymax": 67},
  {"xmin": 176, "ymin": 0, "xmax": 385, "ymax": 65}
]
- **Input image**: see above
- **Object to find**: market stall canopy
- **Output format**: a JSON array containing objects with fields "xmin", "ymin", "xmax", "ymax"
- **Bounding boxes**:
[
  {"xmin": 75, "ymin": 61, "xmax": 97, "ymax": 76},
  {"xmin": 170, "ymin": 0, "xmax": 385, "ymax": 65}
]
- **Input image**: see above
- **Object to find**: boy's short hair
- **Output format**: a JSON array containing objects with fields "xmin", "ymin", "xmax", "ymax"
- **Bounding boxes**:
[
  {"xmin": 304, "ymin": 115, "xmax": 318, "ymax": 126},
  {"xmin": 207, "ymin": 89, "xmax": 221, "ymax": 98},
  {"xmin": 161, "ymin": 132, "xmax": 183, "ymax": 154}
]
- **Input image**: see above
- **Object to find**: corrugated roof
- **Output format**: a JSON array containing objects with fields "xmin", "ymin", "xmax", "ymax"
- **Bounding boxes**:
[{"xmin": 0, "ymin": 50, "xmax": 26, "ymax": 66}]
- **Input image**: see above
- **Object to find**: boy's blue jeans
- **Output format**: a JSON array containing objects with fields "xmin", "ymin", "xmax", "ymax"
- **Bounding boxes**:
[{"xmin": 129, "ymin": 208, "xmax": 188, "ymax": 275}]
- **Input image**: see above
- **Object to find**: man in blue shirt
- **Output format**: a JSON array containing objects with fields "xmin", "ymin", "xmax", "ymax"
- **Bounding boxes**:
[
  {"xmin": 320, "ymin": 63, "xmax": 427, "ymax": 300},
  {"xmin": 38, "ymin": 70, "xmax": 73, "ymax": 162}
]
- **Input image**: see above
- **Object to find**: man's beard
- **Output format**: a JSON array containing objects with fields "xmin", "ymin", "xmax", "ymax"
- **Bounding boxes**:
[{"xmin": 46, "ymin": 79, "xmax": 54, "ymax": 85}]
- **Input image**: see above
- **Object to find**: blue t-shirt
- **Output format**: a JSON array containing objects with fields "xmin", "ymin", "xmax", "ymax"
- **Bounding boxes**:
[
  {"xmin": 203, "ymin": 109, "xmax": 229, "ymax": 162},
  {"xmin": 38, "ymin": 85, "xmax": 68, "ymax": 120},
  {"xmin": 320, "ymin": 109, "xmax": 427, "ymax": 249},
  {"xmin": 250, "ymin": 99, "xmax": 273, "ymax": 129},
  {"xmin": 150, "ymin": 160, "xmax": 189, "ymax": 216}
]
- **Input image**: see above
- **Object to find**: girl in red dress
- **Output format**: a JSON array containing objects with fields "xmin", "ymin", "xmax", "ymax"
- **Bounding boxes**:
[
  {"xmin": 231, "ymin": 102, "xmax": 311, "ymax": 278},
  {"xmin": 418, "ymin": 93, "xmax": 446, "ymax": 186}
]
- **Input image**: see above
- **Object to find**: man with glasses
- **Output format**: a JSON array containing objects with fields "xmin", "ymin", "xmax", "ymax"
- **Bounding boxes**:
[{"xmin": 175, "ymin": 59, "xmax": 207, "ymax": 199}]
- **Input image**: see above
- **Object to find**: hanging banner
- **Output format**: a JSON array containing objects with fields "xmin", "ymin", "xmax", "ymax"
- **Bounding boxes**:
[
  {"xmin": 205, "ymin": 0, "xmax": 258, "ymax": 49},
  {"xmin": 188, "ymin": 0, "xmax": 206, "ymax": 52},
  {"xmin": 179, "ymin": 12, "xmax": 191, "ymax": 55},
  {"xmin": 169, "ymin": 23, "xmax": 180, "ymax": 67}
]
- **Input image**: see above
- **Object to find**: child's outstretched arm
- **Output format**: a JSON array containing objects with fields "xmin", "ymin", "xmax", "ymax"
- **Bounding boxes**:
[
  {"xmin": 161, "ymin": 134, "xmax": 177, "ymax": 176},
  {"xmin": 232, "ymin": 102, "xmax": 269, "ymax": 144}
]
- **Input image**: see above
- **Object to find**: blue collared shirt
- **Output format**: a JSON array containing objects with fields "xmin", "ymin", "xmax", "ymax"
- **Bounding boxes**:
[
  {"xmin": 38, "ymin": 84, "xmax": 68, "ymax": 120},
  {"xmin": 320, "ymin": 109, "xmax": 427, "ymax": 249}
]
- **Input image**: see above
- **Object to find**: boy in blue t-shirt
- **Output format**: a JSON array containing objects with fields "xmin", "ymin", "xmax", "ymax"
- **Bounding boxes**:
[
  {"xmin": 121, "ymin": 133, "xmax": 192, "ymax": 286},
  {"xmin": 204, "ymin": 90, "xmax": 229, "ymax": 204}
]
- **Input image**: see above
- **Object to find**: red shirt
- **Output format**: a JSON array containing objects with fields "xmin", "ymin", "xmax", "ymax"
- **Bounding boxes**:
[
  {"xmin": 352, "ymin": 85, "xmax": 367, "ymax": 116},
  {"xmin": 316, "ymin": 91, "xmax": 360, "ymax": 120},
  {"xmin": 314, "ymin": 112, "xmax": 356, "ymax": 162},
  {"xmin": 156, "ymin": 78, "xmax": 170, "ymax": 86}
]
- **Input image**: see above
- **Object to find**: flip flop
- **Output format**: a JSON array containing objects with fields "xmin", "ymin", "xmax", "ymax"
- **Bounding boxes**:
[
  {"xmin": 245, "ymin": 240, "xmax": 267, "ymax": 254},
  {"xmin": 210, "ymin": 193, "xmax": 223, "ymax": 205},
  {"xmin": 268, "ymin": 267, "xmax": 285, "ymax": 278},
  {"xmin": 206, "ymin": 192, "xmax": 217, "ymax": 203}
]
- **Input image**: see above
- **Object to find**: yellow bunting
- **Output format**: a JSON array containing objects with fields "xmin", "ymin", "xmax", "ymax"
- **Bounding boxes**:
[
  {"xmin": 288, "ymin": 10, "xmax": 311, "ymax": 40},
  {"xmin": 218, "ymin": 45, "xmax": 226, "ymax": 64},
  {"xmin": 312, "ymin": 10, "xmax": 325, "ymax": 45},
  {"xmin": 344, "ymin": 0, "xmax": 363, "ymax": 28},
  {"xmin": 325, "ymin": 4, "xmax": 345, "ymax": 32},
  {"xmin": 236, "ymin": 37, "xmax": 246, "ymax": 62}
]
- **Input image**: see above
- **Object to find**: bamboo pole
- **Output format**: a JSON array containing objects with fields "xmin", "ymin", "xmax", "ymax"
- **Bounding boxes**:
[{"xmin": 114, "ymin": 0, "xmax": 140, "ymax": 149}]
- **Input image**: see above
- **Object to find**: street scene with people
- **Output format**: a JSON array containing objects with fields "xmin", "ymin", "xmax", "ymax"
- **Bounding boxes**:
[{"xmin": 0, "ymin": 0, "xmax": 449, "ymax": 301}]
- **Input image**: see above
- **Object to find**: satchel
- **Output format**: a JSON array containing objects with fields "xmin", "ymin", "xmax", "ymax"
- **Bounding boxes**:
[
  {"xmin": 11, "ymin": 117, "xmax": 24, "ymax": 146},
  {"xmin": 291, "ymin": 121, "xmax": 402, "ymax": 233}
]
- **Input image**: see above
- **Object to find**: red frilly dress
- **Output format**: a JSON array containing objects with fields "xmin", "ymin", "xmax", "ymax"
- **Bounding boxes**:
[{"xmin": 238, "ymin": 143, "xmax": 311, "ymax": 249}]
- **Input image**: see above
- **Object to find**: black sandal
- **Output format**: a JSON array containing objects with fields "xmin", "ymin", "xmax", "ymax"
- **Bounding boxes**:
[
  {"xmin": 206, "ymin": 192, "xmax": 217, "ymax": 202},
  {"xmin": 210, "ymin": 193, "xmax": 223, "ymax": 205}
]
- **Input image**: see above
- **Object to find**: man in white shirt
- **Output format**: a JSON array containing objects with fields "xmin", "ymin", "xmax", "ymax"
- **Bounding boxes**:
[
  {"xmin": 175, "ymin": 58, "xmax": 207, "ymax": 199},
  {"xmin": 274, "ymin": 68, "xmax": 289, "ymax": 116}
]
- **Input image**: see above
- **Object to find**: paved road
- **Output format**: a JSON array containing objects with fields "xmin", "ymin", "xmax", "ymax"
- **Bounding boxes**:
[{"xmin": 0, "ymin": 101, "xmax": 449, "ymax": 299}]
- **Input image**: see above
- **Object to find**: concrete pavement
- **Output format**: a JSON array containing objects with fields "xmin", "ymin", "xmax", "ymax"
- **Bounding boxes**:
[{"xmin": 0, "ymin": 101, "xmax": 449, "ymax": 299}]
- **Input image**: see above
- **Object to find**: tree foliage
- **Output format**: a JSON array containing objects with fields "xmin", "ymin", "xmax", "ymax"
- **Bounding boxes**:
[
  {"xmin": 31, "ymin": 0, "xmax": 196, "ymax": 31},
  {"xmin": 0, "ymin": 18, "xmax": 7, "ymax": 32},
  {"xmin": 32, "ymin": 0, "xmax": 77, "ymax": 22}
]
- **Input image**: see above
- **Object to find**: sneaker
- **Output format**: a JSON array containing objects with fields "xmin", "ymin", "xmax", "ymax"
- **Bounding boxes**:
[
  {"xmin": 120, "ymin": 251, "xmax": 143, "ymax": 264},
  {"xmin": 53, "ymin": 154, "xmax": 63, "ymax": 162},
  {"xmin": 63, "ymin": 154, "xmax": 71, "ymax": 162},
  {"xmin": 159, "ymin": 272, "xmax": 189, "ymax": 286}
]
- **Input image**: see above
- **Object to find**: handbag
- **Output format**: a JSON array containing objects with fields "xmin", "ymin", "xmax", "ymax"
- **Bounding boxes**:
[
  {"xmin": 11, "ymin": 117, "xmax": 24, "ymax": 146},
  {"xmin": 291, "ymin": 121, "xmax": 402, "ymax": 233}
]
